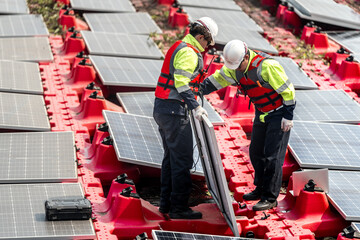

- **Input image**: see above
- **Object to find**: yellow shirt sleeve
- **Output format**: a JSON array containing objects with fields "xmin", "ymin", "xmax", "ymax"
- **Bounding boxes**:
[
  {"xmin": 261, "ymin": 59, "xmax": 296, "ymax": 105},
  {"xmin": 173, "ymin": 47, "xmax": 199, "ymax": 92}
]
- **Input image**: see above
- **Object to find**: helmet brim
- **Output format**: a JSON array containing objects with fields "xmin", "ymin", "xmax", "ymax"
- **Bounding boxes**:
[{"xmin": 224, "ymin": 60, "xmax": 240, "ymax": 70}]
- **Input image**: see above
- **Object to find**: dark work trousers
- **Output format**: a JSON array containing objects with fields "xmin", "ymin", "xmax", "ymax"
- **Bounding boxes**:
[
  {"xmin": 249, "ymin": 108, "xmax": 290, "ymax": 202},
  {"xmin": 153, "ymin": 112, "xmax": 194, "ymax": 210}
]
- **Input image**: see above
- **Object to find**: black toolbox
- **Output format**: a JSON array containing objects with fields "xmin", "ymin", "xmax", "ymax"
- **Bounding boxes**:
[{"xmin": 45, "ymin": 198, "xmax": 92, "ymax": 221}]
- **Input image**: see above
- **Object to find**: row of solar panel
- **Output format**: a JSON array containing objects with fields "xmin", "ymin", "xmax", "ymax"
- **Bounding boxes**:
[
  {"xmin": 281, "ymin": 0, "xmax": 360, "ymax": 226},
  {"xmin": 0, "ymin": 0, "xmax": 52, "ymax": 132},
  {"xmin": 1, "ymin": 0, "xmax": 359, "ymax": 60},
  {"xmin": 285, "ymin": 0, "xmax": 360, "ymax": 60}
]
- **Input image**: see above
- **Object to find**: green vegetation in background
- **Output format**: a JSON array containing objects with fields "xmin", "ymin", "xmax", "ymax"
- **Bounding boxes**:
[{"xmin": 27, "ymin": 0, "xmax": 62, "ymax": 35}]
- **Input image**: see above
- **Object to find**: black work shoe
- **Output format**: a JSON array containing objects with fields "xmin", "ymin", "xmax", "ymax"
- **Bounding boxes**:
[
  {"xmin": 169, "ymin": 208, "xmax": 202, "ymax": 219},
  {"xmin": 252, "ymin": 200, "xmax": 277, "ymax": 211},
  {"xmin": 243, "ymin": 188, "xmax": 262, "ymax": 201}
]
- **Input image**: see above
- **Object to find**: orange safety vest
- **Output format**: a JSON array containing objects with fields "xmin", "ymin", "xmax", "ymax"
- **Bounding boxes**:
[
  {"xmin": 236, "ymin": 54, "xmax": 283, "ymax": 113},
  {"xmin": 155, "ymin": 40, "xmax": 203, "ymax": 101}
]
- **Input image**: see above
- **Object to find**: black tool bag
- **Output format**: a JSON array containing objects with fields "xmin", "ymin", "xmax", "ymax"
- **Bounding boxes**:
[{"xmin": 45, "ymin": 198, "xmax": 92, "ymax": 221}]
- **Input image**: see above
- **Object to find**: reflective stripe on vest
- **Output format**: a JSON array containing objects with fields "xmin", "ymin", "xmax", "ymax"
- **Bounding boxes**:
[
  {"xmin": 155, "ymin": 41, "xmax": 203, "ymax": 101},
  {"xmin": 235, "ymin": 54, "xmax": 283, "ymax": 113}
]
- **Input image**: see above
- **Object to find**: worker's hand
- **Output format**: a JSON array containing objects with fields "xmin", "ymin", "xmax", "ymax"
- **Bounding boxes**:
[
  {"xmin": 281, "ymin": 118, "xmax": 293, "ymax": 132},
  {"xmin": 195, "ymin": 106, "xmax": 208, "ymax": 121}
]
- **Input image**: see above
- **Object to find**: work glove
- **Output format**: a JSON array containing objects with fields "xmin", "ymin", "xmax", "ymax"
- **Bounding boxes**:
[
  {"xmin": 281, "ymin": 118, "xmax": 293, "ymax": 132},
  {"xmin": 195, "ymin": 106, "xmax": 208, "ymax": 121}
]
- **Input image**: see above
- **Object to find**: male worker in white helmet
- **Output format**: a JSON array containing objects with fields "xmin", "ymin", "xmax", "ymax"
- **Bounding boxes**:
[
  {"xmin": 200, "ymin": 39, "xmax": 295, "ymax": 211},
  {"xmin": 153, "ymin": 17, "xmax": 218, "ymax": 219}
]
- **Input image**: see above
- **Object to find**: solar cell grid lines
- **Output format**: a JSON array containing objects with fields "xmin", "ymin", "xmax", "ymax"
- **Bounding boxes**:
[
  {"xmin": 0, "ymin": 15, "xmax": 49, "ymax": 38},
  {"xmin": 116, "ymin": 92, "xmax": 225, "ymax": 125},
  {"xmin": 0, "ymin": 183, "xmax": 96, "ymax": 239},
  {"xmin": 84, "ymin": 13, "xmax": 162, "ymax": 35},
  {"xmin": 70, "ymin": 0, "xmax": 135, "ymax": 12},
  {"xmin": 103, "ymin": 110, "xmax": 203, "ymax": 175},
  {"xmin": 328, "ymin": 171, "xmax": 360, "ymax": 221},
  {"xmin": 216, "ymin": 25, "xmax": 278, "ymax": 54},
  {"xmin": 176, "ymin": 0, "xmax": 242, "ymax": 11},
  {"xmin": 293, "ymin": 90, "xmax": 360, "ymax": 123},
  {"xmin": 81, "ymin": 31, "xmax": 164, "ymax": 60},
  {"xmin": 289, "ymin": 121, "xmax": 360, "ymax": 170},
  {"xmin": 183, "ymin": 7, "xmax": 263, "ymax": 33},
  {"xmin": 0, "ymin": 37, "xmax": 53, "ymax": 62},
  {"xmin": 152, "ymin": 230, "xmax": 256, "ymax": 240},
  {"xmin": 271, "ymin": 56, "xmax": 318, "ymax": 90},
  {"xmin": 89, "ymin": 55, "xmax": 162, "ymax": 87},
  {"xmin": 0, "ymin": 92, "xmax": 50, "ymax": 131},
  {"xmin": 327, "ymin": 31, "xmax": 360, "ymax": 56},
  {"xmin": 0, "ymin": 131, "xmax": 77, "ymax": 183},
  {"xmin": 0, "ymin": 60, "xmax": 43, "ymax": 94},
  {"xmin": 0, "ymin": 0, "xmax": 28, "ymax": 14},
  {"xmin": 117, "ymin": 92, "xmax": 155, "ymax": 117}
]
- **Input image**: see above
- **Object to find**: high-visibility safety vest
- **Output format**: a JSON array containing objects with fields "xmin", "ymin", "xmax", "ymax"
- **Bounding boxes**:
[
  {"xmin": 155, "ymin": 40, "xmax": 203, "ymax": 101},
  {"xmin": 236, "ymin": 54, "xmax": 283, "ymax": 113}
]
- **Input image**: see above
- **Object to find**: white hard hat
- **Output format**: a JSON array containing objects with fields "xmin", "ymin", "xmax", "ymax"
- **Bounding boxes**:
[
  {"xmin": 195, "ymin": 17, "xmax": 218, "ymax": 46},
  {"xmin": 223, "ymin": 40, "xmax": 248, "ymax": 70}
]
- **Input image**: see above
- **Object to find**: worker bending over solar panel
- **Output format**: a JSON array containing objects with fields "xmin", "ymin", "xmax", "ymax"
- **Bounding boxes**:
[
  {"xmin": 153, "ymin": 17, "xmax": 218, "ymax": 219},
  {"xmin": 200, "ymin": 40, "xmax": 296, "ymax": 211}
]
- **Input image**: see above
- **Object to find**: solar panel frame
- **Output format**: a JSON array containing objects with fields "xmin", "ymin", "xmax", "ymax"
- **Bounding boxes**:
[
  {"xmin": 328, "ymin": 171, "xmax": 360, "ymax": 221},
  {"xmin": 177, "ymin": 0, "xmax": 242, "ymax": 11},
  {"xmin": 0, "ymin": 131, "xmax": 78, "ymax": 183},
  {"xmin": 0, "ymin": 15, "xmax": 49, "ymax": 38},
  {"xmin": 70, "ymin": 0, "xmax": 136, "ymax": 13},
  {"xmin": 191, "ymin": 113, "xmax": 239, "ymax": 237},
  {"xmin": 288, "ymin": 0, "xmax": 360, "ymax": 30},
  {"xmin": 84, "ymin": 12, "xmax": 162, "ymax": 35},
  {"xmin": 271, "ymin": 56, "xmax": 318, "ymax": 90},
  {"xmin": 89, "ymin": 55, "xmax": 162, "ymax": 87},
  {"xmin": 0, "ymin": 183, "xmax": 96, "ymax": 239},
  {"xmin": 352, "ymin": 222, "xmax": 360, "ymax": 233},
  {"xmin": 289, "ymin": 121, "xmax": 360, "ymax": 170},
  {"xmin": 0, "ymin": 92, "xmax": 50, "ymax": 131},
  {"xmin": 152, "ymin": 230, "xmax": 257, "ymax": 240},
  {"xmin": 183, "ymin": 6, "xmax": 263, "ymax": 33},
  {"xmin": 0, "ymin": 37, "xmax": 53, "ymax": 62},
  {"xmin": 116, "ymin": 92, "xmax": 225, "ymax": 125},
  {"xmin": 354, "ymin": 53, "xmax": 360, "ymax": 62},
  {"xmin": 103, "ymin": 110, "xmax": 203, "ymax": 176},
  {"xmin": 216, "ymin": 24, "xmax": 278, "ymax": 54},
  {"xmin": 81, "ymin": 31, "xmax": 164, "ymax": 60},
  {"xmin": 0, "ymin": 0, "xmax": 29, "ymax": 14},
  {"xmin": 293, "ymin": 90, "xmax": 360, "ymax": 123},
  {"xmin": 0, "ymin": 60, "xmax": 43, "ymax": 94}
]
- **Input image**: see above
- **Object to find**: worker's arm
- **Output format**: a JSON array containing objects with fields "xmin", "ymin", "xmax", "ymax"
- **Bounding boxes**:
[
  {"xmin": 173, "ymin": 47, "xmax": 201, "ymax": 110},
  {"xmin": 261, "ymin": 59, "xmax": 296, "ymax": 120},
  {"xmin": 200, "ymin": 66, "xmax": 237, "ymax": 95}
]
